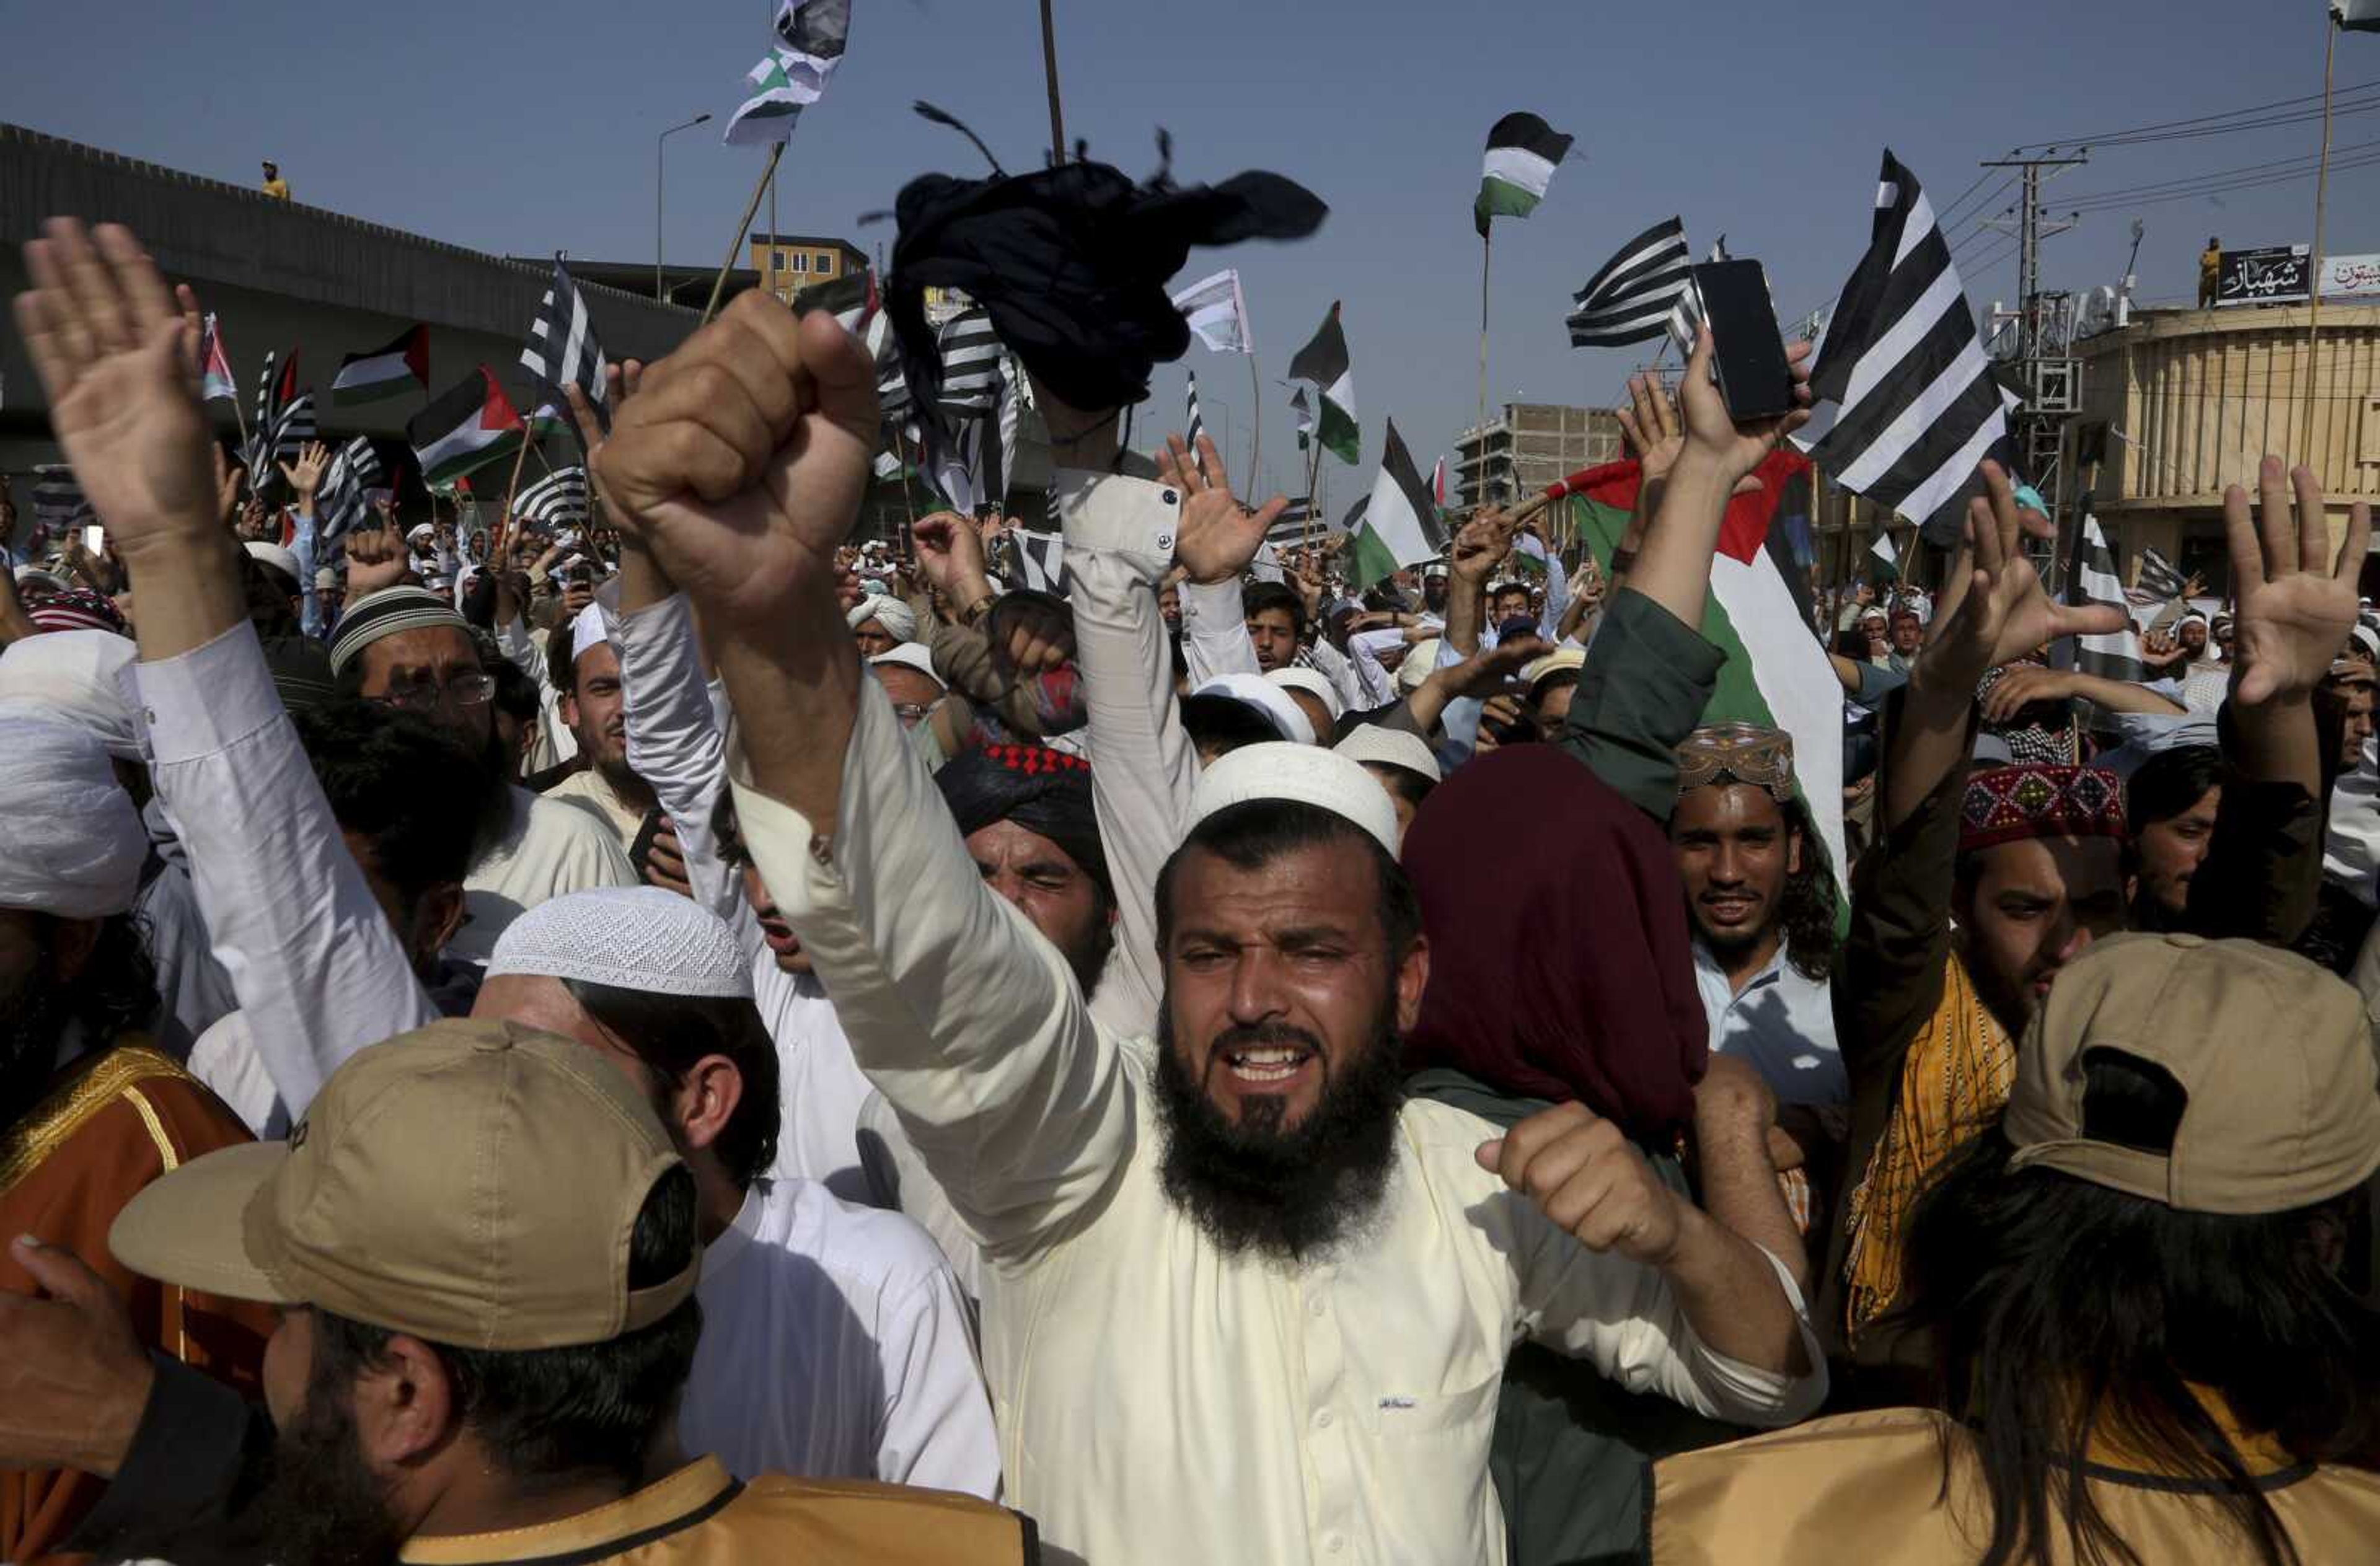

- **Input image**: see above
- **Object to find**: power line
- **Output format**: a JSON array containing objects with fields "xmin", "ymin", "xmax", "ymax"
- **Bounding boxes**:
[
  {"xmin": 2013, "ymin": 79, "xmax": 2380, "ymax": 151},
  {"xmin": 2052, "ymin": 136, "xmax": 2380, "ymax": 207}
]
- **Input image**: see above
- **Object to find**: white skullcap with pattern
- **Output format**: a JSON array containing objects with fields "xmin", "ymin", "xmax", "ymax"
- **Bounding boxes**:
[{"xmin": 487, "ymin": 886, "xmax": 753, "ymax": 999}]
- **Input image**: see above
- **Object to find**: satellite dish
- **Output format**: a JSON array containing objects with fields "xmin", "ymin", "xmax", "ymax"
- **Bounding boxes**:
[{"xmin": 2076, "ymin": 286, "xmax": 2118, "ymax": 338}]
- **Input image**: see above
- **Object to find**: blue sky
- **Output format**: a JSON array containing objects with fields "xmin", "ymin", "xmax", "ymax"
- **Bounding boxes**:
[{"xmin": 4, "ymin": 0, "xmax": 2366, "ymax": 499}]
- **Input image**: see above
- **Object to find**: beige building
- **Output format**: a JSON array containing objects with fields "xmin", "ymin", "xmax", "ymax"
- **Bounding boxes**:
[
  {"xmin": 747, "ymin": 231, "xmax": 868, "ymax": 306},
  {"xmin": 2076, "ymin": 301, "xmax": 2380, "ymax": 597},
  {"xmin": 1455, "ymin": 402, "xmax": 1622, "ymax": 514}
]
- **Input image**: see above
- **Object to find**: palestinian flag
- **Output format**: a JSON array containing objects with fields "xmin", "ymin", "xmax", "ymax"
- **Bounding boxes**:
[
  {"xmin": 1289, "ymin": 302, "xmax": 1359, "ymax": 465},
  {"xmin": 725, "ymin": 0, "xmax": 851, "ymax": 146},
  {"xmin": 332, "ymin": 325, "xmax": 430, "ymax": 404},
  {"xmin": 199, "ymin": 314, "xmax": 237, "ymax": 404},
  {"xmin": 1868, "ymin": 529, "xmax": 1900, "ymax": 582},
  {"xmin": 1564, "ymin": 449, "xmax": 1847, "ymax": 910},
  {"xmin": 1474, "ymin": 112, "xmax": 1574, "ymax": 239},
  {"xmin": 408, "ymin": 366, "xmax": 524, "ymax": 488},
  {"xmin": 1510, "ymin": 532, "xmax": 1551, "ymax": 577},
  {"xmin": 1346, "ymin": 420, "xmax": 1446, "ymax": 590}
]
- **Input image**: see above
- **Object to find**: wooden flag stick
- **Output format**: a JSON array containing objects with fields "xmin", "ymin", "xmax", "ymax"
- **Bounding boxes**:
[
  {"xmin": 493, "ymin": 420, "xmax": 537, "ymax": 566},
  {"xmin": 1246, "ymin": 351, "xmax": 1263, "ymax": 495},
  {"xmin": 1476, "ymin": 230, "xmax": 1492, "ymax": 454},
  {"xmin": 703, "ymin": 142, "xmax": 788, "ymax": 326}
]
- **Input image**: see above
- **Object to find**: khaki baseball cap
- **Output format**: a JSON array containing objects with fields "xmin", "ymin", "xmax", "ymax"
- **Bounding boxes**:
[
  {"xmin": 110, "ymin": 1019, "xmax": 696, "ymax": 1350},
  {"xmin": 2003, "ymin": 933, "xmax": 2380, "ymax": 1213}
]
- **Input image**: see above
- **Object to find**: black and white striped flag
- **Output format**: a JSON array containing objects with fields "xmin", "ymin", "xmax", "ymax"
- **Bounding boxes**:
[
  {"xmin": 933, "ymin": 304, "xmax": 1002, "ymax": 417},
  {"xmin": 1567, "ymin": 217, "xmax": 1694, "ymax": 348},
  {"xmin": 1185, "ymin": 371, "xmax": 1209, "ymax": 477},
  {"xmin": 1798, "ymin": 151, "xmax": 2015, "ymax": 547},
  {"xmin": 245, "ymin": 350, "xmax": 283, "ymax": 483},
  {"xmin": 320, "ymin": 436, "xmax": 383, "ymax": 545},
  {"xmin": 31, "ymin": 464, "xmax": 94, "ymax": 538},
  {"xmin": 1664, "ymin": 235, "xmax": 1730, "ymax": 356},
  {"xmin": 2068, "ymin": 514, "xmax": 2149, "ymax": 682},
  {"xmin": 2135, "ymin": 543, "xmax": 2188, "ymax": 602},
  {"xmin": 514, "ymin": 465, "xmax": 591, "ymax": 530},
  {"xmin": 273, "ymin": 390, "xmax": 317, "ymax": 464},
  {"xmin": 520, "ymin": 259, "xmax": 610, "ymax": 439},
  {"xmin": 1008, "ymin": 526, "xmax": 1069, "ymax": 598}
]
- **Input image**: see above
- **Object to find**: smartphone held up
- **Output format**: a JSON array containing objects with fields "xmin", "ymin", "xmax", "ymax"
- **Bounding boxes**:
[{"xmin": 1691, "ymin": 259, "xmax": 1797, "ymax": 423}]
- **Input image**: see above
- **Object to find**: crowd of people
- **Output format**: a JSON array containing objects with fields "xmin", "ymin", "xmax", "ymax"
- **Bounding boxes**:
[{"xmin": 1, "ymin": 173, "xmax": 2376, "ymax": 1566}]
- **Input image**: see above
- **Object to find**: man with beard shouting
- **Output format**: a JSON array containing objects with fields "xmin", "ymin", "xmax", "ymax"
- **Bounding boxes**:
[{"xmin": 591, "ymin": 288, "xmax": 1823, "ymax": 1564}]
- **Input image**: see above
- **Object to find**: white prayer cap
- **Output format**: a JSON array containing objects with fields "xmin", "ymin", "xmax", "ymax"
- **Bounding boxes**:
[
  {"xmin": 570, "ymin": 602, "xmax": 609, "ymax": 666},
  {"xmin": 871, "ymin": 641, "xmax": 945, "ymax": 688},
  {"xmin": 1334, "ymin": 723, "xmax": 1442, "ymax": 783},
  {"xmin": 0, "ymin": 630, "xmax": 142, "ymax": 761},
  {"xmin": 1267, "ymin": 666, "xmax": 1344, "ymax": 727},
  {"xmin": 1422, "ymin": 561, "xmax": 1450, "ymax": 581},
  {"xmin": 1189, "ymin": 742, "xmax": 1399, "ymax": 856},
  {"xmin": 487, "ymin": 886, "xmax": 752, "ymax": 1000},
  {"xmin": 1191, "ymin": 673, "xmax": 1313, "ymax": 746},
  {"xmin": 244, "ymin": 540, "xmax": 301, "ymax": 585},
  {"xmin": 0, "ymin": 712, "xmax": 148, "ymax": 919},
  {"xmin": 407, "ymin": 522, "xmax": 437, "ymax": 542},
  {"xmin": 314, "ymin": 568, "xmax": 338, "ymax": 591},
  {"xmin": 847, "ymin": 594, "xmax": 918, "ymax": 643},
  {"xmin": 1398, "ymin": 638, "xmax": 1442, "ymax": 695}
]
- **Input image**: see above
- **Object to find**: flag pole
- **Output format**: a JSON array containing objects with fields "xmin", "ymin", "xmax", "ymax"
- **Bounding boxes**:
[
  {"xmin": 703, "ymin": 142, "xmax": 788, "ymax": 325},
  {"xmin": 1246, "ymin": 351, "xmax": 1263, "ymax": 493},
  {"xmin": 494, "ymin": 422, "xmax": 538, "ymax": 566},
  {"xmin": 1476, "ymin": 229, "xmax": 1492, "ymax": 457},
  {"xmin": 2307, "ymin": 12, "xmax": 2339, "ymax": 465},
  {"xmin": 1038, "ymin": 0, "xmax": 1067, "ymax": 161}
]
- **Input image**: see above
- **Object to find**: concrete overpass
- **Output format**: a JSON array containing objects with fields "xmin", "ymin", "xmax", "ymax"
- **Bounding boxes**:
[{"xmin": 1, "ymin": 122, "xmax": 701, "ymax": 509}]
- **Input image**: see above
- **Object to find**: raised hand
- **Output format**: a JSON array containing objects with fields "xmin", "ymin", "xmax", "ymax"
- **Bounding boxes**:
[
  {"xmin": 213, "ymin": 444, "xmax": 246, "ymax": 528},
  {"xmin": 278, "ymin": 439, "xmax": 330, "ymax": 507},
  {"xmin": 1163, "ymin": 433, "xmax": 1290, "ymax": 586},
  {"xmin": 912, "ymin": 510, "xmax": 994, "ymax": 607},
  {"xmin": 344, "ymin": 519, "xmax": 410, "ymax": 596},
  {"xmin": 1450, "ymin": 508, "xmax": 1516, "ymax": 586},
  {"xmin": 595, "ymin": 293, "xmax": 879, "ymax": 631},
  {"xmin": 13, "ymin": 220, "xmax": 215, "ymax": 560},
  {"xmin": 1673, "ymin": 325, "xmax": 1814, "ymax": 491},
  {"xmin": 2226, "ymin": 456, "xmax": 2369, "ymax": 706},
  {"xmin": 1437, "ymin": 633, "xmax": 1551, "ymax": 702},
  {"xmin": 1919, "ymin": 461, "xmax": 2127, "ymax": 694},
  {"xmin": 1477, "ymin": 1101, "xmax": 1686, "ymax": 1268},
  {"xmin": 1979, "ymin": 662, "xmax": 2074, "ymax": 724},
  {"xmin": 1615, "ymin": 372, "xmax": 1685, "ymax": 486}
]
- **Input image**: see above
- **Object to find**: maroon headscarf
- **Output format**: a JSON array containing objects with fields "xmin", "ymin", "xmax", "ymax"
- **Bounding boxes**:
[{"xmin": 1400, "ymin": 746, "xmax": 1708, "ymax": 1143}]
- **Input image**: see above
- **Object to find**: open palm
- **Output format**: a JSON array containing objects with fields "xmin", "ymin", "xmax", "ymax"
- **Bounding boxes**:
[
  {"xmin": 14, "ymin": 221, "xmax": 215, "ymax": 553},
  {"xmin": 2227, "ymin": 458, "xmax": 2369, "ymax": 705},
  {"xmin": 1165, "ymin": 433, "xmax": 1287, "ymax": 585},
  {"xmin": 1934, "ymin": 462, "xmax": 2126, "ymax": 680}
]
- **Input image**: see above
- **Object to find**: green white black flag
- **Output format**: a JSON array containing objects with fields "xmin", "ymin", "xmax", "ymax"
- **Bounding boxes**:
[
  {"xmin": 1288, "ymin": 302, "xmax": 1358, "ymax": 465},
  {"xmin": 726, "ymin": 0, "xmax": 851, "ymax": 146},
  {"xmin": 1347, "ymin": 420, "xmax": 1447, "ymax": 589},
  {"xmin": 1474, "ymin": 112, "xmax": 1575, "ymax": 239},
  {"xmin": 2335, "ymin": 0, "xmax": 2380, "ymax": 31}
]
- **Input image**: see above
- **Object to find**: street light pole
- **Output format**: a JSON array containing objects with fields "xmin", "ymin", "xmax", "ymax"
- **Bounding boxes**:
[{"xmin": 656, "ymin": 112, "xmax": 712, "ymax": 302}]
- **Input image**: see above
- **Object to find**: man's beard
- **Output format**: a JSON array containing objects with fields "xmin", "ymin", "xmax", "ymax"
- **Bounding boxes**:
[
  {"xmin": 594, "ymin": 746, "xmax": 657, "ymax": 813},
  {"xmin": 1152, "ymin": 1004, "xmax": 1405, "ymax": 1264},
  {"xmin": 255, "ymin": 1380, "xmax": 408, "ymax": 1566},
  {"xmin": 0, "ymin": 964, "xmax": 71, "ymax": 1130}
]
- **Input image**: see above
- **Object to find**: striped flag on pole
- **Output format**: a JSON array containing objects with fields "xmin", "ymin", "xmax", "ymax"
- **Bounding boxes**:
[
  {"xmin": 933, "ymin": 304, "xmax": 1002, "ymax": 417},
  {"xmin": 2068, "ymin": 514, "xmax": 2149, "ymax": 682},
  {"xmin": 1665, "ymin": 235, "xmax": 1730, "ymax": 357},
  {"xmin": 1796, "ymin": 151, "xmax": 2015, "ymax": 547},
  {"xmin": 1567, "ymin": 217, "xmax": 1694, "ymax": 348},
  {"xmin": 2135, "ymin": 543, "xmax": 2189, "ymax": 602},
  {"xmin": 520, "ymin": 260, "xmax": 610, "ymax": 438},
  {"xmin": 514, "ymin": 465, "xmax": 592, "ymax": 530},
  {"xmin": 1185, "ymin": 371, "xmax": 1207, "ymax": 470},
  {"xmin": 319, "ymin": 437, "xmax": 384, "ymax": 546},
  {"xmin": 31, "ymin": 464, "xmax": 94, "ymax": 538}
]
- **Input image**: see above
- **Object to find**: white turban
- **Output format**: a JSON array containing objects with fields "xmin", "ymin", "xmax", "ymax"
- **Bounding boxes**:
[
  {"xmin": 570, "ymin": 602, "xmax": 610, "ymax": 665},
  {"xmin": 847, "ymin": 594, "xmax": 918, "ymax": 643},
  {"xmin": 0, "ymin": 630, "xmax": 143, "ymax": 761},
  {"xmin": 487, "ymin": 886, "xmax": 752, "ymax": 999},
  {"xmin": 0, "ymin": 713, "xmax": 148, "ymax": 918}
]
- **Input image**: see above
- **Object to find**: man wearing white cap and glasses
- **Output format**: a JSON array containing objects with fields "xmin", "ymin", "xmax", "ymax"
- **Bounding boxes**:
[{"xmin": 591, "ymin": 295, "xmax": 1822, "ymax": 1565}]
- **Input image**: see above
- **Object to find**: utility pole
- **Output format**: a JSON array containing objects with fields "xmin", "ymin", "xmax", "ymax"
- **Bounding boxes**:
[{"xmin": 1981, "ymin": 152, "xmax": 2087, "ymax": 559}]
